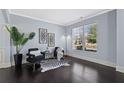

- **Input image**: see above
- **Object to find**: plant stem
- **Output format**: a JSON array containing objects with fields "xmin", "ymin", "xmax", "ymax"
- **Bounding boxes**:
[
  {"xmin": 16, "ymin": 45, "xmax": 19, "ymax": 54},
  {"xmin": 18, "ymin": 45, "xmax": 24, "ymax": 53}
]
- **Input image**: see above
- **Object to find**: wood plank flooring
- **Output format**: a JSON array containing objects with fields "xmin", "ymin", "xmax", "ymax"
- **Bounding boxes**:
[{"xmin": 0, "ymin": 56, "xmax": 124, "ymax": 83}]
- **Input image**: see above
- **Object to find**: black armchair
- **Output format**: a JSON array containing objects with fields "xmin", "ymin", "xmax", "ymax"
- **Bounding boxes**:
[{"xmin": 26, "ymin": 48, "xmax": 45, "ymax": 71}]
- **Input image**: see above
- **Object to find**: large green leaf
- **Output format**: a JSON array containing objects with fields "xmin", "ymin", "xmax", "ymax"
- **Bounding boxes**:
[
  {"xmin": 21, "ymin": 38, "xmax": 29, "ymax": 45},
  {"xmin": 28, "ymin": 32, "xmax": 35, "ymax": 40},
  {"xmin": 17, "ymin": 33, "xmax": 25, "ymax": 45},
  {"xmin": 11, "ymin": 26, "xmax": 22, "ymax": 42},
  {"xmin": 5, "ymin": 25, "xmax": 11, "ymax": 33}
]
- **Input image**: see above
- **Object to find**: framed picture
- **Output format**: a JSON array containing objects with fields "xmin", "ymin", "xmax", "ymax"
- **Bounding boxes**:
[
  {"xmin": 39, "ymin": 28, "xmax": 48, "ymax": 44},
  {"xmin": 48, "ymin": 33, "xmax": 55, "ymax": 47},
  {"xmin": 72, "ymin": 26, "xmax": 83, "ymax": 50},
  {"xmin": 84, "ymin": 23, "xmax": 97, "ymax": 52}
]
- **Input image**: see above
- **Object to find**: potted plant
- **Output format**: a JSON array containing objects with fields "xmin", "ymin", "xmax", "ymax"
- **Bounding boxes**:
[{"xmin": 5, "ymin": 25, "xmax": 35, "ymax": 67}]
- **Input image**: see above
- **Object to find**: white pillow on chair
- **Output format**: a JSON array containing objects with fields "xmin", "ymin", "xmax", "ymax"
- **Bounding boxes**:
[{"xmin": 30, "ymin": 50, "xmax": 41, "ymax": 56}]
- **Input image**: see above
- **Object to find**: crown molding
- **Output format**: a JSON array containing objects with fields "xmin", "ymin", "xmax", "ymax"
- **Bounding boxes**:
[
  {"xmin": 9, "ymin": 10, "xmax": 65, "ymax": 26},
  {"xmin": 65, "ymin": 9, "xmax": 115, "ymax": 26},
  {"xmin": 8, "ymin": 9, "xmax": 115, "ymax": 26}
]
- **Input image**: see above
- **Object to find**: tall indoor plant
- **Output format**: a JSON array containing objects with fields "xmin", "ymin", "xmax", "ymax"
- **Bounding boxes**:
[{"xmin": 5, "ymin": 25, "xmax": 35, "ymax": 67}]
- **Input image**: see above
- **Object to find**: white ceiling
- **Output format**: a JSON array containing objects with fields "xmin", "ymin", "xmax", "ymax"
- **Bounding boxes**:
[{"xmin": 9, "ymin": 9, "xmax": 111, "ymax": 26}]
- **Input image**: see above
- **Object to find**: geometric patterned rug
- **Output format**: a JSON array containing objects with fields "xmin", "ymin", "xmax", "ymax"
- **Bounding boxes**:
[{"xmin": 40, "ymin": 59, "xmax": 70, "ymax": 72}]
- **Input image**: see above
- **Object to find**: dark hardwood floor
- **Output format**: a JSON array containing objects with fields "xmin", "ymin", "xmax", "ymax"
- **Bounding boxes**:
[{"xmin": 0, "ymin": 56, "xmax": 124, "ymax": 83}]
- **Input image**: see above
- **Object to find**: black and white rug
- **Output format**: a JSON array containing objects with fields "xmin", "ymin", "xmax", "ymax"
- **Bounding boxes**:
[{"xmin": 40, "ymin": 59, "xmax": 70, "ymax": 72}]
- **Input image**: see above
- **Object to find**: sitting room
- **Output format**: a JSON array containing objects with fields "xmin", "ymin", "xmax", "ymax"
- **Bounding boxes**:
[{"xmin": 0, "ymin": 9, "xmax": 124, "ymax": 83}]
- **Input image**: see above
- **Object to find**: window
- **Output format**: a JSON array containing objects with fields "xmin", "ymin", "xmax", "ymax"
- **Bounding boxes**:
[
  {"xmin": 84, "ymin": 23, "xmax": 97, "ymax": 52},
  {"xmin": 72, "ymin": 26, "xmax": 83, "ymax": 50},
  {"xmin": 71, "ymin": 23, "xmax": 97, "ymax": 52}
]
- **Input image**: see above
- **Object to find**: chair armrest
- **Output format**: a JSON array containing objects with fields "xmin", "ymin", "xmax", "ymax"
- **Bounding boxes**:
[
  {"xmin": 41, "ymin": 52, "xmax": 45, "ymax": 54},
  {"xmin": 41, "ymin": 52, "xmax": 45, "ymax": 59}
]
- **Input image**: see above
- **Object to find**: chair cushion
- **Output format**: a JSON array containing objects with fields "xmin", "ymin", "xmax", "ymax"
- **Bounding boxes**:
[{"xmin": 30, "ymin": 50, "xmax": 41, "ymax": 56}]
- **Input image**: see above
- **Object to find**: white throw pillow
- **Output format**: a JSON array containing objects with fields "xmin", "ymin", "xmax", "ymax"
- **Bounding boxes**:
[{"xmin": 30, "ymin": 50, "xmax": 41, "ymax": 56}]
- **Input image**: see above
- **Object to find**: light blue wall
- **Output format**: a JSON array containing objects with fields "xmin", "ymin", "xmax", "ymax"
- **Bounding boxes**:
[
  {"xmin": 117, "ymin": 10, "xmax": 124, "ymax": 67},
  {"xmin": 0, "ymin": 9, "xmax": 10, "ymax": 65},
  {"xmin": 10, "ymin": 14, "xmax": 66, "ymax": 62},
  {"xmin": 0, "ymin": 9, "xmax": 117, "ymax": 68},
  {"xmin": 66, "ymin": 10, "xmax": 116, "ymax": 64}
]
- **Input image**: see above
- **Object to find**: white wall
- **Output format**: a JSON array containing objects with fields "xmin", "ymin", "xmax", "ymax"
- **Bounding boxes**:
[
  {"xmin": 66, "ymin": 10, "xmax": 116, "ymax": 67},
  {"xmin": 0, "ymin": 9, "xmax": 10, "ymax": 67},
  {"xmin": 10, "ymin": 14, "xmax": 66, "ymax": 63},
  {"xmin": 116, "ymin": 10, "xmax": 124, "ymax": 72}
]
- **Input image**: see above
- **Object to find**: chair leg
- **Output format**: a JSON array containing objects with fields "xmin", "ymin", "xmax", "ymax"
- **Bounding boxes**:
[{"xmin": 33, "ymin": 63, "xmax": 35, "ymax": 72}]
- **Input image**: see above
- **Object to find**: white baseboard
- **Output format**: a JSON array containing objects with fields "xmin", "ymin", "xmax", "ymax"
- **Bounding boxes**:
[
  {"xmin": 0, "ymin": 59, "xmax": 27, "ymax": 69},
  {"xmin": 116, "ymin": 66, "xmax": 124, "ymax": 73},
  {"xmin": 68, "ymin": 54, "xmax": 116, "ymax": 68},
  {"xmin": 0, "ymin": 63, "xmax": 11, "ymax": 68},
  {"xmin": 1, "ymin": 55, "xmax": 124, "ymax": 74}
]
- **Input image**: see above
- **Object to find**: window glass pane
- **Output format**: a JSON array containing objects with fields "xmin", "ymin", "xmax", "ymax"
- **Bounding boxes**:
[
  {"xmin": 72, "ymin": 26, "xmax": 83, "ymax": 50},
  {"xmin": 84, "ymin": 23, "xmax": 97, "ymax": 52}
]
